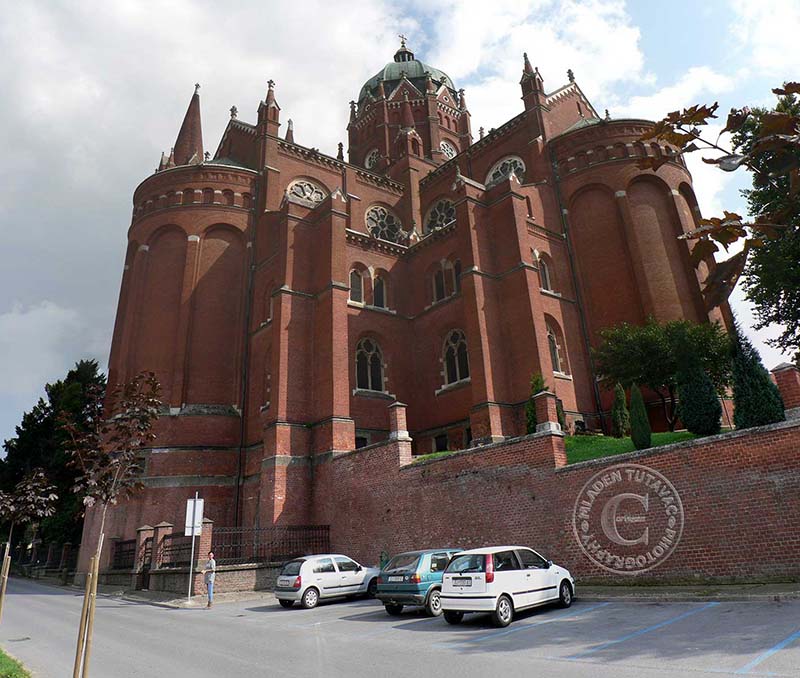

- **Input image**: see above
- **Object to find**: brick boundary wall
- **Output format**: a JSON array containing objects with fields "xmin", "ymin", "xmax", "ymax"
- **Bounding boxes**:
[{"xmin": 313, "ymin": 416, "xmax": 800, "ymax": 585}]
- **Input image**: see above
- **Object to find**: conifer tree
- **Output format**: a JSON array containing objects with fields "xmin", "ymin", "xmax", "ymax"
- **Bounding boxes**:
[
  {"xmin": 629, "ymin": 384, "xmax": 651, "ymax": 450},
  {"xmin": 731, "ymin": 323, "xmax": 785, "ymax": 429},
  {"xmin": 611, "ymin": 383, "xmax": 630, "ymax": 438},
  {"xmin": 677, "ymin": 366, "xmax": 722, "ymax": 436}
]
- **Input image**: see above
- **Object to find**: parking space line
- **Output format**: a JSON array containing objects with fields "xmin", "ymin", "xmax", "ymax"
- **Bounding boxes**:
[
  {"xmin": 455, "ymin": 602, "xmax": 611, "ymax": 645},
  {"xmin": 564, "ymin": 602, "xmax": 720, "ymax": 660},
  {"xmin": 734, "ymin": 627, "xmax": 800, "ymax": 675}
]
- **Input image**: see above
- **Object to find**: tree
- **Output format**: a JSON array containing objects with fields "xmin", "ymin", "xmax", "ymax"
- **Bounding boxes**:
[
  {"xmin": 734, "ymin": 94, "xmax": 800, "ymax": 359},
  {"xmin": 593, "ymin": 319, "xmax": 730, "ymax": 430},
  {"xmin": 0, "ymin": 469, "xmax": 58, "ymax": 622},
  {"xmin": 676, "ymin": 366, "xmax": 722, "ymax": 436},
  {"xmin": 0, "ymin": 360, "xmax": 106, "ymax": 545},
  {"xmin": 730, "ymin": 323, "xmax": 785, "ymax": 429},
  {"xmin": 60, "ymin": 371, "xmax": 161, "ymax": 677},
  {"xmin": 525, "ymin": 373, "xmax": 549, "ymax": 434},
  {"xmin": 610, "ymin": 383, "xmax": 630, "ymax": 438},
  {"xmin": 629, "ymin": 384, "xmax": 651, "ymax": 450},
  {"xmin": 640, "ymin": 82, "xmax": 800, "ymax": 311}
]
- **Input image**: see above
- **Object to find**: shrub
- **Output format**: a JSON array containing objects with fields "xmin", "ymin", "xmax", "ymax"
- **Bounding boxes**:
[
  {"xmin": 676, "ymin": 366, "xmax": 722, "ymax": 436},
  {"xmin": 525, "ymin": 373, "xmax": 549, "ymax": 434},
  {"xmin": 610, "ymin": 383, "xmax": 630, "ymax": 438},
  {"xmin": 556, "ymin": 399, "xmax": 567, "ymax": 431},
  {"xmin": 731, "ymin": 322, "xmax": 785, "ymax": 428},
  {"xmin": 629, "ymin": 383, "xmax": 651, "ymax": 450}
]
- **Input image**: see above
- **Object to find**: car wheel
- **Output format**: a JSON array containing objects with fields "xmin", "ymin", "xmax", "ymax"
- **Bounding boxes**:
[
  {"xmin": 443, "ymin": 610, "xmax": 464, "ymax": 625},
  {"xmin": 301, "ymin": 587, "xmax": 319, "ymax": 609},
  {"xmin": 384, "ymin": 603, "xmax": 404, "ymax": 616},
  {"xmin": 425, "ymin": 589, "xmax": 443, "ymax": 617},
  {"xmin": 558, "ymin": 580, "xmax": 573, "ymax": 608},
  {"xmin": 491, "ymin": 595, "xmax": 513, "ymax": 627},
  {"xmin": 366, "ymin": 578, "xmax": 378, "ymax": 598},
  {"xmin": 278, "ymin": 599, "xmax": 294, "ymax": 609}
]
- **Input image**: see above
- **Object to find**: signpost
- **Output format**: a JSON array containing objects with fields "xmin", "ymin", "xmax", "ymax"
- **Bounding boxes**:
[{"xmin": 185, "ymin": 493, "xmax": 204, "ymax": 602}]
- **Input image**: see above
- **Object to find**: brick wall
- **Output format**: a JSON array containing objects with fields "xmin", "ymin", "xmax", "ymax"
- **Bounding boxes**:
[{"xmin": 313, "ymin": 419, "xmax": 800, "ymax": 585}]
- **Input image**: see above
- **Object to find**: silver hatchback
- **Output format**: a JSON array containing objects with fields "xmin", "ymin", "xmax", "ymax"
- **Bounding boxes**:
[{"xmin": 274, "ymin": 554, "xmax": 381, "ymax": 609}]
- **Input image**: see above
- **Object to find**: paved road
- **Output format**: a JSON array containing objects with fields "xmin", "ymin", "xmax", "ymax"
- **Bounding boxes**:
[{"xmin": 2, "ymin": 578, "xmax": 800, "ymax": 677}]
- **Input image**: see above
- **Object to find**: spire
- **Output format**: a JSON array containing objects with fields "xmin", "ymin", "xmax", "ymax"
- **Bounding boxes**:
[
  {"xmin": 349, "ymin": 100, "xmax": 357, "ymax": 123},
  {"xmin": 376, "ymin": 78, "xmax": 386, "ymax": 99},
  {"xmin": 401, "ymin": 92, "xmax": 415, "ymax": 129},
  {"xmin": 265, "ymin": 79, "xmax": 279, "ymax": 109},
  {"xmin": 425, "ymin": 71, "xmax": 435, "ymax": 94},
  {"xmin": 337, "ymin": 142, "xmax": 344, "ymax": 161},
  {"xmin": 458, "ymin": 88, "xmax": 467, "ymax": 110},
  {"xmin": 285, "ymin": 118, "xmax": 294, "ymax": 143},
  {"xmin": 567, "ymin": 68, "xmax": 575, "ymax": 83},
  {"xmin": 173, "ymin": 84, "xmax": 204, "ymax": 166},
  {"xmin": 523, "ymin": 52, "xmax": 533, "ymax": 75},
  {"xmin": 230, "ymin": 105, "xmax": 238, "ymax": 119}
]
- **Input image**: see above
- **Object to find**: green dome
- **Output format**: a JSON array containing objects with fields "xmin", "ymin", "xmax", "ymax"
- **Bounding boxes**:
[{"xmin": 358, "ymin": 44, "xmax": 457, "ymax": 103}]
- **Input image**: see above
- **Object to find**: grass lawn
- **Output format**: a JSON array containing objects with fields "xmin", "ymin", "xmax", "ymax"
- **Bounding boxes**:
[
  {"xmin": 565, "ymin": 430, "xmax": 698, "ymax": 464},
  {"xmin": 0, "ymin": 649, "xmax": 30, "ymax": 678},
  {"xmin": 411, "ymin": 449, "xmax": 460, "ymax": 464}
]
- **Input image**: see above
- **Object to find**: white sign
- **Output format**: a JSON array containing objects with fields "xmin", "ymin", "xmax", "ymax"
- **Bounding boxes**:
[{"xmin": 185, "ymin": 497, "xmax": 204, "ymax": 536}]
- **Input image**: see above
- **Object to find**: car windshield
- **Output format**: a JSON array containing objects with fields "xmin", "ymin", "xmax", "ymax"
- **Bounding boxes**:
[
  {"xmin": 383, "ymin": 553, "xmax": 420, "ymax": 572},
  {"xmin": 445, "ymin": 554, "xmax": 485, "ymax": 573},
  {"xmin": 280, "ymin": 559, "xmax": 304, "ymax": 576}
]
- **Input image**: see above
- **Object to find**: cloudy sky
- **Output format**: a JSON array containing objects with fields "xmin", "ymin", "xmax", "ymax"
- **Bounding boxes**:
[{"xmin": 1, "ymin": 0, "xmax": 797, "ymax": 445}]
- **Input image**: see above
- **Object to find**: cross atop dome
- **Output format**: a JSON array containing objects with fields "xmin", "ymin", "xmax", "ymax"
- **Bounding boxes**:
[{"xmin": 394, "ymin": 34, "xmax": 414, "ymax": 62}]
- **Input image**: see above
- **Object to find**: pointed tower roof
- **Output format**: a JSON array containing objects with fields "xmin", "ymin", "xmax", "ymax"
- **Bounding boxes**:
[
  {"xmin": 285, "ymin": 119, "xmax": 295, "ymax": 143},
  {"xmin": 173, "ymin": 84, "xmax": 204, "ymax": 166},
  {"xmin": 401, "ymin": 93, "xmax": 415, "ymax": 129}
]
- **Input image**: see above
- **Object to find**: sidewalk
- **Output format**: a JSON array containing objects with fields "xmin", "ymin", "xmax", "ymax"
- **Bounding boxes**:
[{"xmin": 577, "ymin": 582, "xmax": 800, "ymax": 602}]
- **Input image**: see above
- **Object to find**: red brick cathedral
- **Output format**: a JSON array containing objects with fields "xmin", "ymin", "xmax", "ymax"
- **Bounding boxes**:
[{"xmin": 96, "ymin": 42, "xmax": 726, "ymax": 538}]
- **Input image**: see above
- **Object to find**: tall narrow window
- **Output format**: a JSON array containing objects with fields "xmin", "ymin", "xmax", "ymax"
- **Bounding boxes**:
[
  {"xmin": 443, "ymin": 330, "xmax": 469, "ymax": 385},
  {"xmin": 540, "ymin": 259, "xmax": 552, "ymax": 291},
  {"xmin": 547, "ymin": 322, "xmax": 569, "ymax": 374},
  {"xmin": 453, "ymin": 260, "xmax": 462, "ymax": 293},
  {"xmin": 350, "ymin": 269, "xmax": 363, "ymax": 303},
  {"xmin": 374, "ymin": 276, "xmax": 386, "ymax": 308},
  {"xmin": 356, "ymin": 338, "xmax": 384, "ymax": 391},
  {"xmin": 434, "ymin": 269, "xmax": 446, "ymax": 302}
]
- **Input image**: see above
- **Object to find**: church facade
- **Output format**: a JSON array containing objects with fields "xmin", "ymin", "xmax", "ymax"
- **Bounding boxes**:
[{"xmin": 93, "ymin": 42, "xmax": 727, "ymax": 539}]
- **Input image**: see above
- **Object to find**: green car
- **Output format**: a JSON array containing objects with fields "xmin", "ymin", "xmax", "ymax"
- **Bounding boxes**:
[{"xmin": 376, "ymin": 549, "xmax": 460, "ymax": 616}]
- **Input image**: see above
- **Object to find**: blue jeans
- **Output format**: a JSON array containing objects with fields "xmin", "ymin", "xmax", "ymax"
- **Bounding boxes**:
[{"xmin": 207, "ymin": 581, "xmax": 214, "ymax": 603}]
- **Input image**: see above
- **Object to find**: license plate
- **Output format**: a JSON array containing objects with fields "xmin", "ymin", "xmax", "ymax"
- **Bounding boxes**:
[
  {"xmin": 278, "ymin": 577, "xmax": 292, "ymax": 587},
  {"xmin": 387, "ymin": 576, "xmax": 404, "ymax": 582},
  {"xmin": 453, "ymin": 577, "xmax": 472, "ymax": 586}
]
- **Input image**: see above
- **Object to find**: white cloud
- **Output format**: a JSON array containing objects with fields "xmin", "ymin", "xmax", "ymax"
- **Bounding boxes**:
[{"xmin": 731, "ymin": 2, "xmax": 800, "ymax": 76}]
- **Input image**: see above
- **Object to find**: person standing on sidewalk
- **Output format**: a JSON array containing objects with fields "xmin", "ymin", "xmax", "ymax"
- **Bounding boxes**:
[{"xmin": 204, "ymin": 551, "xmax": 216, "ymax": 608}]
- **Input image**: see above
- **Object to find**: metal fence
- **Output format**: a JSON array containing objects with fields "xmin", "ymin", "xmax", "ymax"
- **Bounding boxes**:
[
  {"xmin": 211, "ymin": 525, "xmax": 330, "ymax": 566},
  {"xmin": 159, "ymin": 533, "xmax": 194, "ymax": 568},
  {"xmin": 111, "ymin": 538, "xmax": 137, "ymax": 570}
]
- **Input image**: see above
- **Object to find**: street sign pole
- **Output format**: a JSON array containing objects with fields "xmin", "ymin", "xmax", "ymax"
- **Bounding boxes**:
[{"xmin": 187, "ymin": 491, "xmax": 198, "ymax": 603}]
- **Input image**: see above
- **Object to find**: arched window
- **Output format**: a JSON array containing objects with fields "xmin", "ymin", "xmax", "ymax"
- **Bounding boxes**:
[
  {"xmin": 485, "ymin": 156, "xmax": 526, "ymax": 187},
  {"xmin": 349, "ymin": 269, "xmax": 363, "ymax": 303},
  {"xmin": 266, "ymin": 287, "xmax": 275, "ymax": 322},
  {"xmin": 356, "ymin": 338, "xmax": 384, "ymax": 391},
  {"xmin": 366, "ymin": 205, "xmax": 405, "ymax": 243},
  {"xmin": 443, "ymin": 330, "xmax": 469, "ymax": 385},
  {"xmin": 440, "ymin": 139, "xmax": 458, "ymax": 160},
  {"xmin": 433, "ymin": 268, "xmax": 446, "ymax": 302},
  {"xmin": 373, "ymin": 275, "xmax": 386, "ymax": 309},
  {"xmin": 547, "ymin": 322, "xmax": 570, "ymax": 375},
  {"xmin": 453, "ymin": 260, "xmax": 462, "ymax": 293},
  {"xmin": 222, "ymin": 189, "xmax": 235, "ymax": 206},
  {"xmin": 540, "ymin": 258, "xmax": 552, "ymax": 291},
  {"xmin": 425, "ymin": 199, "xmax": 456, "ymax": 233},
  {"xmin": 202, "ymin": 188, "xmax": 214, "ymax": 204}
]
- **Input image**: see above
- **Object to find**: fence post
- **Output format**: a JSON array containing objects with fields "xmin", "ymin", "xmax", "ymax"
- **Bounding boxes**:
[
  {"xmin": 152, "ymin": 522, "xmax": 174, "ymax": 570},
  {"xmin": 772, "ymin": 362, "xmax": 800, "ymax": 418},
  {"xmin": 59, "ymin": 543, "xmax": 72, "ymax": 570},
  {"xmin": 44, "ymin": 543, "xmax": 57, "ymax": 569}
]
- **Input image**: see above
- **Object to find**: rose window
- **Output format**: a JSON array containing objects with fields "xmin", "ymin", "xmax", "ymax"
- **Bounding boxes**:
[
  {"xmin": 366, "ymin": 206, "xmax": 405, "ymax": 243},
  {"xmin": 287, "ymin": 179, "xmax": 326, "ymax": 207},
  {"xmin": 485, "ymin": 156, "xmax": 526, "ymax": 187},
  {"xmin": 425, "ymin": 199, "xmax": 456, "ymax": 232},
  {"xmin": 440, "ymin": 140, "xmax": 458, "ymax": 160},
  {"xmin": 364, "ymin": 148, "xmax": 380, "ymax": 170}
]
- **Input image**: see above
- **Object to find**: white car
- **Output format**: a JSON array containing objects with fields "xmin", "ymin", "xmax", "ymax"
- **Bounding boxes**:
[
  {"xmin": 440, "ymin": 546, "xmax": 575, "ymax": 627},
  {"xmin": 274, "ymin": 554, "xmax": 381, "ymax": 609}
]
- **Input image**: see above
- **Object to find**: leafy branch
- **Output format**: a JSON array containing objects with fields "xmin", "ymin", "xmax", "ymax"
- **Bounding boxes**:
[{"xmin": 640, "ymin": 82, "xmax": 800, "ymax": 307}]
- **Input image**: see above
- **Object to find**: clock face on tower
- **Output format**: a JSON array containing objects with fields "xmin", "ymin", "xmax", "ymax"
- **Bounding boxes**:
[
  {"xmin": 439, "ymin": 140, "xmax": 457, "ymax": 160},
  {"xmin": 364, "ymin": 148, "xmax": 380, "ymax": 169}
]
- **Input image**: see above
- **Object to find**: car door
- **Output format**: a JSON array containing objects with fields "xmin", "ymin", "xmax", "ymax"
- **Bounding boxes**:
[
  {"xmin": 516, "ymin": 548, "xmax": 556, "ymax": 606},
  {"xmin": 311, "ymin": 557, "xmax": 339, "ymax": 598},
  {"xmin": 333, "ymin": 556, "xmax": 363, "ymax": 593},
  {"xmin": 492, "ymin": 550, "xmax": 525, "ymax": 609}
]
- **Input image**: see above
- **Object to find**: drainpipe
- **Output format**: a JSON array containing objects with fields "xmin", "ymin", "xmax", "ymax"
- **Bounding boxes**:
[{"xmin": 548, "ymin": 145, "xmax": 606, "ymax": 433}]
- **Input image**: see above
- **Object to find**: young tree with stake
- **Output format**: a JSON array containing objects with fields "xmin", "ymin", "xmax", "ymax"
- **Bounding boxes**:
[
  {"xmin": 61, "ymin": 371, "xmax": 161, "ymax": 678},
  {"xmin": 0, "ymin": 469, "xmax": 58, "ymax": 622}
]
